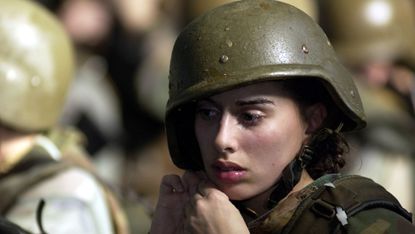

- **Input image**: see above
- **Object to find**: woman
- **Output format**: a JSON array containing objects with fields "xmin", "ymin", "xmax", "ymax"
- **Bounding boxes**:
[{"xmin": 150, "ymin": 0, "xmax": 414, "ymax": 233}]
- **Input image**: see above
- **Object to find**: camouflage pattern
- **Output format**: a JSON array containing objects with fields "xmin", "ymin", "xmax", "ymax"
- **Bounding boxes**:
[
  {"xmin": 166, "ymin": 0, "xmax": 365, "ymax": 170},
  {"xmin": 248, "ymin": 174, "xmax": 414, "ymax": 233}
]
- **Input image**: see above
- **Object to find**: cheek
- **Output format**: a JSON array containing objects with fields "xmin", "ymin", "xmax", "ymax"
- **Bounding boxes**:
[
  {"xmin": 249, "ymin": 119, "xmax": 306, "ymax": 169},
  {"xmin": 194, "ymin": 121, "xmax": 203, "ymax": 146},
  {"xmin": 194, "ymin": 120, "xmax": 215, "ymax": 159}
]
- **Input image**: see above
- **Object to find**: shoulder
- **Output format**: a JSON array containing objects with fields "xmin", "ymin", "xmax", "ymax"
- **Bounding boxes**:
[
  {"xmin": 21, "ymin": 167, "xmax": 103, "ymax": 199},
  {"xmin": 346, "ymin": 207, "xmax": 415, "ymax": 233},
  {"xmin": 283, "ymin": 174, "xmax": 414, "ymax": 233},
  {"xmin": 6, "ymin": 167, "xmax": 114, "ymax": 234}
]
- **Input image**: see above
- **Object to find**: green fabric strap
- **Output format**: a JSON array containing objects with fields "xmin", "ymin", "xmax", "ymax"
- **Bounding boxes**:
[{"xmin": 282, "ymin": 175, "xmax": 412, "ymax": 234}]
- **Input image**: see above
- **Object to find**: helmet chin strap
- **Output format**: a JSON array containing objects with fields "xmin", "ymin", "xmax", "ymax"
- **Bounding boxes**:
[
  {"xmin": 232, "ymin": 123, "xmax": 344, "ymax": 219},
  {"xmin": 232, "ymin": 145, "xmax": 313, "ymax": 220},
  {"xmin": 267, "ymin": 145, "xmax": 313, "ymax": 209},
  {"xmin": 267, "ymin": 123, "xmax": 344, "ymax": 209}
]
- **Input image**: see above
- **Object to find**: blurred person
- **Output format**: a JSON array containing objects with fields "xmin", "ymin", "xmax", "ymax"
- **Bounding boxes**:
[
  {"xmin": 150, "ymin": 1, "xmax": 414, "ymax": 233},
  {"xmin": 0, "ymin": 0, "xmax": 129, "ymax": 233},
  {"xmin": 121, "ymin": 0, "xmax": 185, "ymax": 217},
  {"xmin": 319, "ymin": 0, "xmax": 415, "ymax": 212},
  {"xmin": 56, "ymin": 0, "xmax": 187, "ymax": 232},
  {"xmin": 104, "ymin": 0, "xmax": 166, "ymax": 156},
  {"xmin": 56, "ymin": 0, "xmax": 126, "ymax": 191},
  {"xmin": 53, "ymin": 0, "xmax": 161, "ymax": 160}
]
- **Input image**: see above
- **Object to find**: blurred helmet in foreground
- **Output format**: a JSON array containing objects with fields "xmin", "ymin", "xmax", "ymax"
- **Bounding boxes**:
[{"xmin": 0, "ymin": 0, "xmax": 75, "ymax": 131}]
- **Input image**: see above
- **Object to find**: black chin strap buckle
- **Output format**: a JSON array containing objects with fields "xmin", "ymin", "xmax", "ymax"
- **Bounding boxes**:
[{"xmin": 298, "ymin": 145, "xmax": 313, "ymax": 168}]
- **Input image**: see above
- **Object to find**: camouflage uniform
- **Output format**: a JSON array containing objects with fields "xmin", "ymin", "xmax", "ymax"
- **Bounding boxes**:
[{"xmin": 248, "ymin": 174, "xmax": 413, "ymax": 233}]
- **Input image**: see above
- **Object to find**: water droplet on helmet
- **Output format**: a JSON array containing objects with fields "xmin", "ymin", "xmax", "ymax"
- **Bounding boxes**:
[
  {"xmin": 350, "ymin": 90, "xmax": 355, "ymax": 97},
  {"xmin": 219, "ymin": 55, "xmax": 229, "ymax": 63},
  {"xmin": 226, "ymin": 39, "xmax": 233, "ymax": 47},
  {"xmin": 302, "ymin": 44, "xmax": 309, "ymax": 54}
]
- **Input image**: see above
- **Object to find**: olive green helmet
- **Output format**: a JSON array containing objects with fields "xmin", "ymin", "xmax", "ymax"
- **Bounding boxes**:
[
  {"xmin": 185, "ymin": 0, "xmax": 318, "ymax": 22},
  {"xmin": 278, "ymin": 0, "xmax": 319, "ymax": 20},
  {"xmin": 0, "ymin": 0, "xmax": 74, "ymax": 131},
  {"xmin": 318, "ymin": 0, "xmax": 415, "ymax": 69},
  {"xmin": 166, "ymin": 0, "xmax": 366, "ymax": 169}
]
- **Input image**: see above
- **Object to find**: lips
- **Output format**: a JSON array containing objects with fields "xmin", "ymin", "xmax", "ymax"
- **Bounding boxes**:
[{"xmin": 212, "ymin": 161, "xmax": 247, "ymax": 183}]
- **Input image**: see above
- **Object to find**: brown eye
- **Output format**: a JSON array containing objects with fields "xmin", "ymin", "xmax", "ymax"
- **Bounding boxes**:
[
  {"xmin": 196, "ymin": 108, "xmax": 219, "ymax": 121},
  {"xmin": 240, "ymin": 112, "xmax": 263, "ymax": 126}
]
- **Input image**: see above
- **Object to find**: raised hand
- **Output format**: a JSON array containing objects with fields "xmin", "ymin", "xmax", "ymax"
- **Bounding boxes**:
[
  {"xmin": 149, "ymin": 174, "xmax": 188, "ymax": 234},
  {"xmin": 149, "ymin": 171, "xmax": 206, "ymax": 234},
  {"xmin": 183, "ymin": 176, "xmax": 249, "ymax": 234}
]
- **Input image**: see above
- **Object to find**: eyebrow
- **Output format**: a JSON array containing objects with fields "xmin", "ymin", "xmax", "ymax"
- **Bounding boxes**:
[{"xmin": 235, "ymin": 98, "xmax": 275, "ymax": 106}]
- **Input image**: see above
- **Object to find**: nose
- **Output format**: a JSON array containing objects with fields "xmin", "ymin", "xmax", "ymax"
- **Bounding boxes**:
[{"xmin": 214, "ymin": 113, "xmax": 238, "ymax": 154}]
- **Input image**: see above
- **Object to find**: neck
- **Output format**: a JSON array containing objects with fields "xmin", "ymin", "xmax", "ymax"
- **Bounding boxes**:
[{"xmin": 239, "ymin": 170, "xmax": 314, "ymax": 221}]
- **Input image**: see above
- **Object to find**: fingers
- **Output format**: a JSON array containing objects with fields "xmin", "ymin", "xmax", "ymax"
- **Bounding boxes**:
[
  {"xmin": 184, "ymin": 192, "xmax": 203, "ymax": 222},
  {"xmin": 182, "ymin": 171, "xmax": 203, "ymax": 195},
  {"xmin": 195, "ymin": 170, "xmax": 208, "ymax": 180},
  {"xmin": 159, "ymin": 171, "xmax": 215, "ymax": 197},
  {"xmin": 196, "ymin": 180, "xmax": 208, "ymax": 197},
  {"xmin": 197, "ymin": 180, "xmax": 227, "ymax": 200},
  {"xmin": 160, "ymin": 174, "xmax": 184, "ymax": 194}
]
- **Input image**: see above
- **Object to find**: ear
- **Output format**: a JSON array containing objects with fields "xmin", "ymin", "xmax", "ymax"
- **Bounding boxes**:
[{"xmin": 305, "ymin": 103, "xmax": 327, "ymax": 134}]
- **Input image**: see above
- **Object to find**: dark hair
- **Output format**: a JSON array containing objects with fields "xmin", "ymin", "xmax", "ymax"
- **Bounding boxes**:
[{"xmin": 281, "ymin": 78, "xmax": 349, "ymax": 179}]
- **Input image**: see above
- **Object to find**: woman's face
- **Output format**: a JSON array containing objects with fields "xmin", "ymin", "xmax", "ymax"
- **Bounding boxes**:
[{"xmin": 194, "ymin": 81, "xmax": 310, "ymax": 200}]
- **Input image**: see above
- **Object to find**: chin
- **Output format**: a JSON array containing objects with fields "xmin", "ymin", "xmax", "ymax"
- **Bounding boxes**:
[{"xmin": 219, "ymin": 186, "xmax": 255, "ymax": 201}]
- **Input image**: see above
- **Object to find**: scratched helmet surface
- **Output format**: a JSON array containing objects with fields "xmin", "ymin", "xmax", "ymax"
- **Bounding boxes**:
[
  {"xmin": 0, "ymin": 0, "xmax": 74, "ymax": 131},
  {"xmin": 319, "ymin": 0, "xmax": 415, "ymax": 69},
  {"xmin": 166, "ymin": 0, "xmax": 366, "ymax": 169}
]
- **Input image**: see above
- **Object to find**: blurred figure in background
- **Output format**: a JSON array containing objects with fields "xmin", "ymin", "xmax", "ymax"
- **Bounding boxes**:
[
  {"xmin": 120, "ymin": 0, "xmax": 185, "ymax": 218},
  {"xmin": 319, "ymin": 0, "xmax": 415, "ymax": 212},
  {"xmin": 0, "ymin": 0, "xmax": 129, "ymax": 233},
  {"xmin": 55, "ymin": 0, "xmax": 125, "ymax": 190},
  {"xmin": 36, "ymin": 0, "xmax": 179, "ymax": 232}
]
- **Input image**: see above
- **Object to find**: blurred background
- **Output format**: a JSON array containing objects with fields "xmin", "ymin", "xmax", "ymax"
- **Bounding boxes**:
[{"xmin": 20, "ymin": 0, "xmax": 415, "ymax": 232}]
